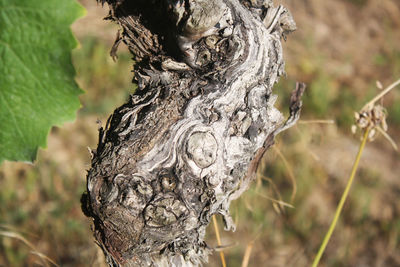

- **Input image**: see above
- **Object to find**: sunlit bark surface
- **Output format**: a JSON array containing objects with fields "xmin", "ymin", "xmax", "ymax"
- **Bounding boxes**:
[{"xmin": 82, "ymin": 0, "xmax": 303, "ymax": 266}]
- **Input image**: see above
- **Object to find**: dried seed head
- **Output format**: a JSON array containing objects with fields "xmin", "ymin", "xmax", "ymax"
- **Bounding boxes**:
[
  {"xmin": 368, "ymin": 128, "xmax": 376, "ymax": 141},
  {"xmin": 351, "ymin": 125, "xmax": 357, "ymax": 134},
  {"xmin": 376, "ymin": 80, "xmax": 383, "ymax": 90}
]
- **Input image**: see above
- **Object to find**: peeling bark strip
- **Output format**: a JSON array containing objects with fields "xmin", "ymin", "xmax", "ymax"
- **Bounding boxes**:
[{"xmin": 82, "ymin": 0, "xmax": 303, "ymax": 266}]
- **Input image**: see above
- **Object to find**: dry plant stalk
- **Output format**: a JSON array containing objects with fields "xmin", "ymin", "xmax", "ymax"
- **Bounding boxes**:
[
  {"xmin": 212, "ymin": 216, "xmax": 226, "ymax": 267},
  {"xmin": 353, "ymin": 78, "xmax": 400, "ymax": 150},
  {"xmin": 241, "ymin": 242, "xmax": 254, "ymax": 267},
  {"xmin": 312, "ymin": 78, "xmax": 400, "ymax": 266},
  {"xmin": 81, "ymin": 0, "xmax": 304, "ymax": 266},
  {"xmin": 0, "ymin": 226, "xmax": 59, "ymax": 267}
]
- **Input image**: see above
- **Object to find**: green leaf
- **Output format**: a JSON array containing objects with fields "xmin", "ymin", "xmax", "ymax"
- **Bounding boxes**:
[{"xmin": 0, "ymin": 0, "xmax": 85, "ymax": 163}]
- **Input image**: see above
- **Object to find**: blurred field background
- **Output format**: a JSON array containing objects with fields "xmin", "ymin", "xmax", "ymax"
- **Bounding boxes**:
[{"xmin": 1, "ymin": 0, "xmax": 400, "ymax": 266}]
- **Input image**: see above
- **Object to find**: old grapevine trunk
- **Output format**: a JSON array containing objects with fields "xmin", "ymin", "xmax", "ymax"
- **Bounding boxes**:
[{"xmin": 82, "ymin": 0, "xmax": 304, "ymax": 266}]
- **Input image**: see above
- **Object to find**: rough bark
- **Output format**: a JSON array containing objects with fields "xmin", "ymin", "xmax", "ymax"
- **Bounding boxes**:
[{"xmin": 81, "ymin": 0, "xmax": 304, "ymax": 266}]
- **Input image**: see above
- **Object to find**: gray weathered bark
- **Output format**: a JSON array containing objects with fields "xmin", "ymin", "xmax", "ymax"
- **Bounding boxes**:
[{"xmin": 81, "ymin": 0, "xmax": 304, "ymax": 266}]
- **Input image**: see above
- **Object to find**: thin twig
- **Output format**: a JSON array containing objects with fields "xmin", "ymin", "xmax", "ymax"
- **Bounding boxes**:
[
  {"xmin": 376, "ymin": 126, "xmax": 398, "ymax": 151},
  {"xmin": 362, "ymin": 78, "xmax": 400, "ymax": 111},
  {"xmin": 311, "ymin": 128, "xmax": 370, "ymax": 267},
  {"xmin": 241, "ymin": 242, "xmax": 254, "ymax": 267},
  {"xmin": 260, "ymin": 175, "xmax": 286, "ymax": 213},
  {"xmin": 298, "ymin": 119, "xmax": 335, "ymax": 124},
  {"xmin": 273, "ymin": 146, "xmax": 297, "ymax": 202},
  {"xmin": 212, "ymin": 215, "xmax": 227, "ymax": 267},
  {"xmin": 255, "ymin": 192, "xmax": 294, "ymax": 209},
  {"xmin": 0, "ymin": 230, "xmax": 59, "ymax": 267}
]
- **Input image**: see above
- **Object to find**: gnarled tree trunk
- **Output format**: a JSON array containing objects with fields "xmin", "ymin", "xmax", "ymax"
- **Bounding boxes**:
[{"xmin": 81, "ymin": 0, "xmax": 304, "ymax": 266}]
